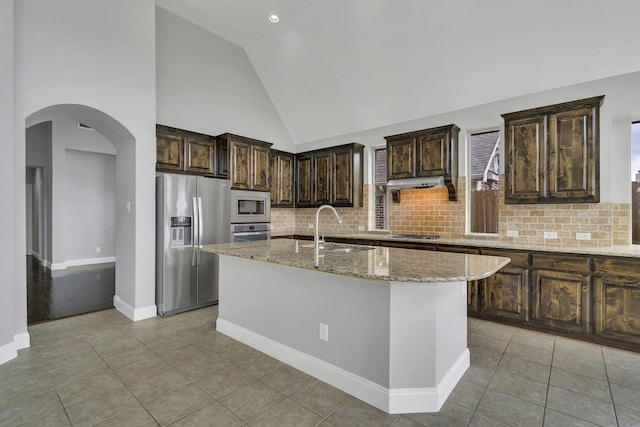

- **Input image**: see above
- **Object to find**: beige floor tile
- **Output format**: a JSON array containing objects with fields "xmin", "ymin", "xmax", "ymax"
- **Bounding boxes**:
[
  {"xmin": 461, "ymin": 364, "xmax": 496, "ymax": 387},
  {"xmin": 543, "ymin": 409, "xmax": 600, "ymax": 427},
  {"xmin": 194, "ymin": 365, "xmax": 254, "ymax": 400},
  {"xmin": 496, "ymin": 354, "xmax": 550, "ymax": 384},
  {"xmin": 447, "ymin": 379, "xmax": 486, "ymax": 410},
  {"xmin": 326, "ymin": 398, "xmax": 400, "ymax": 427},
  {"xmin": 114, "ymin": 353, "xmax": 171, "ymax": 384},
  {"xmin": 65, "ymin": 387, "xmax": 139, "ymax": 426},
  {"xmin": 0, "ymin": 391, "xmax": 64, "ymax": 426},
  {"xmin": 93, "ymin": 406, "xmax": 159, "ymax": 427},
  {"xmin": 468, "ymin": 411, "xmax": 512, "ymax": 427},
  {"xmin": 248, "ymin": 398, "xmax": 323, "ymax": 427},
  {"xmin": 616, "ymin": 405, "xmax": 640, "ymax": 427},
  {"xmin": 549, "ymin": 367, "xmax": 611, "ymax": 402},
  {"xmin": 468, "ymin": 345, "xmax": 503, "ymax": 369},
  {"xmin": 126, "ymin": 367, "xmax": 191, "ymax": 403},
  {"xmin": 16, "ymin": 404, "xmax": 71, "ymax": 427},
  {"xmin": 504, "ymin": 340, "xmax": 553, "ymax": 365},
  {"xmin": 546, "ymin": 385, "xmax": 616, "ymax": 426},
  {"xmin": 468, "ymin": 333, "xmax": 510, "ymax": 354},
  {"xmin": 488, "ymin": 371, "xmax": 548, "ymax": 406},
  {"xmin": 290, "ymin": 379, "xmax": 351, "ymax": 418},
  {"xmin": 170, "ymin": 401, "xmax": 243, "ymax": 427},
  {"xmin": 56, "ymin": 370, "xmax": 125, "ymax": 407},
  {"xmin": 473, "ymin": 322, "xmax": 516, "ymax": 341},
  {"xmin": 173, "ymin": 353, "xmax": 231, "ymax": 381},
  {"xmin": 476, "ymin": 389, "xmax": 544, "ymax": 427},
  {"xmin": 259, "ymin": 364, "xmax": 315, "ymax": 396},
  {"xmin": 611, "ymin": 382, "xmax": 640, "ymax": 411},
  {"xmin": 551, "ymin": 351, "xmax": 608, "ymax": 381},
  {"xmin": 217, "ymin": 381, "xmax": 285, "ymax": 422},
  {"xmin": 602, "ymin": 345, "xmax": 640, "ymax": 372},
  {"xmin": 143, "ymin": 383, "xmax": 214, "ymax": 426},
  {"xmin": 510, "ymin": 328, "xmax": 555, "ymax": 351},
  {"xmin": 233, "ymin": 351, "xmax": 283, "ymax": 379}
]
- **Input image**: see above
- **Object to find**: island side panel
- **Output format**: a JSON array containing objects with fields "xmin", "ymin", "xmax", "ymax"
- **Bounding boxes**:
[{"xmin": 217, "ymin": 255, "xmax": 392, "ymax": 388}]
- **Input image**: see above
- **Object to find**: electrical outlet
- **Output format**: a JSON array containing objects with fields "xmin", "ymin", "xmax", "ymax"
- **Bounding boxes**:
[
  {"xmin": 576, "ymin": 232, "xmax": 591, "ymax": 240},
  {"xmin": 357, "ymin": 225, "xmax": 365, "ymax": 231},
  {"xmin": 319, "ymin": 323, "xmax": 329, "ymax": 341},
  {"xmin": 96, "ymin": 246, "xmax": 101, "ymax": 253},
  {"xmin": 544, "ymin": 231, "xmax": 557, "ymax": 239},
  {"xmin": 506, "ymin": 230, "xmax": 518, "ymax": 237},
  {"xmin": 308, "ymin": 224, "xmax": 314, "ymax": 229}
]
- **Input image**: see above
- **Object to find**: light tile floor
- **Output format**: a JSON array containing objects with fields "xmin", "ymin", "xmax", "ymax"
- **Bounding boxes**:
[{"xmin": 2, "ymin": 307, "xmax": 640, "ymax": 426}]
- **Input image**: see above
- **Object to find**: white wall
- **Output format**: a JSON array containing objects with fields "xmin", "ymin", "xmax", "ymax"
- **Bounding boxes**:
[
  {"xmin": 51, "ymin": 120, "xmax": 116, "ymax": 268},
  {"xmin": 155, "ymin": 6, "xmax": 294, "ymax": 151},
  {"xmin": 0, "ymin": 0, "xmax": 17, "ymax": 365},
  {"xmin": 26, "ymin": 121, "xmax": 52, "ymax": 264},
  {"xmin": 63, "ymin": 150, "xmax": 116, "ymax": 262},
  {"xmin": 297, "ymin": 71, "xmax": 640, "ymax": 204},
  {"xmin": 14, "ymin": 0, "xmax": 157, "ymax": 335}
]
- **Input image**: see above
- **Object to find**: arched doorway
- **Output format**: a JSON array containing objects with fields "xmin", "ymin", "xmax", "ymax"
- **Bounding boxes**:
[{"xmin": 25, "ymin": 104, "xmax": 136, "ymax": 322}]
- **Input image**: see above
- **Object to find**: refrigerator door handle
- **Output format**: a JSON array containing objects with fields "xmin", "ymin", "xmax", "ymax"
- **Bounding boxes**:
[
  {"xmin": 197, "ymin": 196, "xmax": 204, "ymax": 265},
  {"xmin": 192, "ymin": 196, "xmax": 198, "ymax": 266}
]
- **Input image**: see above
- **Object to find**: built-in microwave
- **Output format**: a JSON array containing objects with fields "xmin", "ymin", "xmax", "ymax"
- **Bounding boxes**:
[{"xmin": 230, "ymin": 190, "xmax": 271, "ymax": 224}]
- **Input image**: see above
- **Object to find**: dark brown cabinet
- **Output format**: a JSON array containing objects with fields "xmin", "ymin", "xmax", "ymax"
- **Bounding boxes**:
[
  {"xmin": 529, "ymin": 254, "xmax": 591, "ymax": 334},
  {"xmin": 502, "ymin": 96, "xmax": 604, "ymax": 204},
  {"xmin": 384, "ymin": 124, "xmax": 460, "ymax": 201},
  {"xmin": 593, "ymin": 257, "xmax": 640, "ymax": 345},
  {"xmin": 295, "ymin": 143, "xmax": 364, "ymax": 208},
  {"xmin": 156, "ymin": 125, "xmax": 215, "ymax": 175},
  {"xmin": 270, "ymin": 150, "xmax": 295, "ymax": 207},
  {"xmin": 478, "ymin": 249, "xmax": 530, "ymax": 321},
  {"xmin": 217, "ymin": 134, "xmax": 273, "ymax": 192}
]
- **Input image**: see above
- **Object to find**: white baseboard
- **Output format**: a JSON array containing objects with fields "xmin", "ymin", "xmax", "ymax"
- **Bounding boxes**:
[
  {"xmin": 217, "ymin": 318, "xmax": 468, "ymax": 414},
  {"xmin": 113, "ymin": 295, "xmax": 157, "ymax": 321},
  {"xmin": 51, "ymin": 262, "xmax": 66, "ymax": 271},
  {"xmin": 31, "ymin": 251, "xmax": 41, "ymax": 260},
  {"xmin": 52, "ymin": 256, "xmax": 116, "ymax": 270},
  {"xmin": 0, "ymin": 341, "xmax": 18, "ymax": 366},
  {"xmin": 14, "ymin": 332, "xmax": 30, "ymax": 350},
  {"xmin": 42, "ymin": 259, "xmax": 50, "ymax": 268}
]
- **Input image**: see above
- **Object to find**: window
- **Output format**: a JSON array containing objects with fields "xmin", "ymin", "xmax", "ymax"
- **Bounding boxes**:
[
  {"xmin": 374, "ymin": 148, "xmax": 388, "ymax": 230},
  {"xmin": 469, "ymin": 130, "xmax": 500, "ymax": 234},
  {"xmin": 632, "ymin": 122, "xmax": 640, "ymax": 244}
]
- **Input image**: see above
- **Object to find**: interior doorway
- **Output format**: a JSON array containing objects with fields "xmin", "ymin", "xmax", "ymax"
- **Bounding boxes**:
[{"xmin": 24, "ymin": 104, "xmax": 134, "ymax": 324}]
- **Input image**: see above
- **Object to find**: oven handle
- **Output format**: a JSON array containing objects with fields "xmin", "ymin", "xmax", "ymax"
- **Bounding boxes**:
[{"xmin": 233, "ymin": 231, "xmax": 269, "ymax": 237}]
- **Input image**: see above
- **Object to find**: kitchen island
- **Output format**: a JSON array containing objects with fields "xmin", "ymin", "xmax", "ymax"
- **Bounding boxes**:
[{"xmin": 201, "ymin": 239, "xmax": 510, "ymax": 413}]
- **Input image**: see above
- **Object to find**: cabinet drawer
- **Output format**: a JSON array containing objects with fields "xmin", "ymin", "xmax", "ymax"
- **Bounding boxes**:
[
  {"xmin": 481, "ymin": 249, "xmax": 529, "ymax": 268},
  {"xmin": 531, "ymin": 254, "xmax": 590, "ymax": 273},
  {"xmin": 593, "ymin": 257, "xmax": 640, "ymax": 279}
]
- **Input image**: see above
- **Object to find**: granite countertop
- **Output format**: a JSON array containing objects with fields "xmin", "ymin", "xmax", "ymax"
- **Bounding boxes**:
[
  {"xmin": 279, "ymin": 233, "xmax": 640, "ymax": 258},
  {"xmin": 200, "ymin": 239, "xmax": 510, "ymax": 283}
]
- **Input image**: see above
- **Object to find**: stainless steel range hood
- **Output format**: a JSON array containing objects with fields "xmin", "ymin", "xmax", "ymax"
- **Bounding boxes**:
[{"xmin": 386, "ymin": 176, "xmax": 445, "ymax": 190}]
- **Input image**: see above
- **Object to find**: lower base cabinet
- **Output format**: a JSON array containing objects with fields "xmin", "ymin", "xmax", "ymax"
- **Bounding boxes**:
[
  {"xmin": 594, "ymin": 257, "xmax": 640, "ymax": 345},
  {"xmin": 530, "ymin": 269, "xmax": 590, "ymax": 334},
  {"xmin": 482, "ymin": 266, "xmax": 529, "ymax": 321}
]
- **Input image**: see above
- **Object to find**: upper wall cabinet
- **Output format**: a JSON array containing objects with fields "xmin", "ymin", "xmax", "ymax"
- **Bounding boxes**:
[
  {"xmin": 295, "ymin": 143, "xmax": 364, "ymax": 208},
  {"xmin": 502, "ymin": 95, "xmax": 604, "ymax": 204},
  {"xmin": 385, "ymin": 124, "xmax": 460, "ymax": 201},
  {"xmin": 156, "ymin": 125, "xmax": 216, "ymax": 175},
  {"xmin": 270, "ymin": 150, "xmax": 295, "ymax": 208},
  {"xmin": 217, "ymin": 133, "xmax": 273, "ymax": 192}
]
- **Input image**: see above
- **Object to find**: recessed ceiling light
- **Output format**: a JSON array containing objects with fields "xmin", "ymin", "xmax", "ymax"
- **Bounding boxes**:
[{"xmin": 268, "ymin": 13, "xmax": 280, "ymax": 24}]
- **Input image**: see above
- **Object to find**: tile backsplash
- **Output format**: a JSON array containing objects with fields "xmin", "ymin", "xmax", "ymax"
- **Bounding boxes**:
[{"xmin": 271, "ymin": 177, "xmax": 632, "ymax": 247}]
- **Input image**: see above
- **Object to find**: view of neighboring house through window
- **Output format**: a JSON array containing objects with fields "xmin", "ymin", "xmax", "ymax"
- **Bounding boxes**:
[
  {"xmin": 469, "ymin": 130, "xmax": 500, "ymax": 234},
  {"xmin": 374, "ymin": 148, "xmax": 388, "ymax": 230},
  {"xmin": 631, "ymin": 122, "xmax": 640, "ymax": 244}
]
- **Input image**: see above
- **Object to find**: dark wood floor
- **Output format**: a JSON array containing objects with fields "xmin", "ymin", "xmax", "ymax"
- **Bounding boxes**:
[{"xmin": 27, "ymin": 256, "xmax": 115, "ymax": 325}]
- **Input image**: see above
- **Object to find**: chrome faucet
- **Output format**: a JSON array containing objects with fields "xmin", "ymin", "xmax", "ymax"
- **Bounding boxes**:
[{"xmin": 314, "ymin": 204, "xmax": 342, "ymax": 267}]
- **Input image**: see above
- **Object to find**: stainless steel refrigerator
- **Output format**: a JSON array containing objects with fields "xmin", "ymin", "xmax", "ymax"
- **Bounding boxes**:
[{"xmin": 156, "ymin": 173, "xmax": 231, "ymax": 316}]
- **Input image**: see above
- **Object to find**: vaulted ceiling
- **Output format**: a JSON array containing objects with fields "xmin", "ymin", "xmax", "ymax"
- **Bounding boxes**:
[{"xmin": 155, "ymin": 0, "xmax": 640, "ymax": 144}]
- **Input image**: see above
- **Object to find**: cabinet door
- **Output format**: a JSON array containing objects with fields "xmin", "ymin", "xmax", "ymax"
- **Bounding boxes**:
[
  {"xmin": 387, "ymin": 137, "xmax": 415, "ymax": 179},
  {"xmin": 530, "ymin": 269, "xmax": 590, "ymax": 333},
  {"xmin": 594, "ymin": 276, "xmax": 640, "ymax": 345},
  {"xmin": 251, "ymin": 144, "xmax": 270, "ymax": 192},
  {"xmin": 185, "ymin": 136, "xmax": 214, "ymax": 175},
  {"xmin": 313, "ymin": 152, "xmax": 332, "ymax": 206},
  {"xmin": 416, "ymin": 131, "xmax": 447, "ymax": 177},
  {"xmin": 215, "ymin": 138, "xmax": 228, "ymax": 178},
  {"xmin": 481, "ymin": 266, "xmax": 528, "ymax": 321},
  {"xmin": 548, "ymin": 107, "xmax": 598, "ymax": 202},
  {"xmin": 156, "ymin": 130, "xmax": 184, "ymax": 172},
  {"xmin": 332, "ymin": 147, "xmax": 354, "ymax": 207},
  {"xmin": 277, "ymin": 154, "xmax": 295, "ymax": 207},
  {"xmin": 229, "ymin": 139, "xmax": 251, "ymax": 190},
  {"xmin": 296, "ymin": 155, "xmax": 313, "ymax": 207},
  {"xmin": 504, "ymin": 115, "xmax": 547, "ymax": 203}
]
